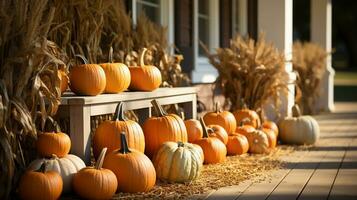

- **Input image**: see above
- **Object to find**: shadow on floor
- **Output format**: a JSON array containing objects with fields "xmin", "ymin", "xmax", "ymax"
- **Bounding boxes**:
[
  {"xmin": 321, "ymin": 135, "xmax": 357, "ymax": 139},
  {"xmin": 316, "ymin": 112, "xmax": 357, "ymax": 120},
  {"xmin": 281, "ymin": 161, "xmax": 357, "ymax": 170},
  {"xmin": 304, "ymin": 146, "xmax": 357, "ymax": 151}
]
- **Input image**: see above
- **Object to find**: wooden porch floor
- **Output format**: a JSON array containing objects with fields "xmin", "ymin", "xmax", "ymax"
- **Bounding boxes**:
[{"xmin": 192, "ymin": 102, "xmax": 357, "ymax": 200}]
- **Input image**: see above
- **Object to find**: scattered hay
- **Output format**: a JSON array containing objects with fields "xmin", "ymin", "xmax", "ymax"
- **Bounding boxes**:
[{"xmin": 111, "ymin": 146, "xmax": 295, "ymax": 200}]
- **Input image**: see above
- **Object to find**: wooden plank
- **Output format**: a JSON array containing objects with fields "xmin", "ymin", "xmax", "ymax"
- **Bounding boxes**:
[
  {"xmin": 232, "ymin": 150, "xmax": 313, "ymax": 200},
  {"xmin": 205, "ymin": 181, "xmax": 253, "ymax": 200},
  {"xmin": 203, "ymin": 149, "xmax": 308, "ymax": 200},
  {"xmin": 328, "ymin": 139, "xmax": 357, "ymax": 200},
  {"xmin": 266, "ymin": 150, "xmax": 328, "ymax": 200},
  {"xmin": 182, "ymin": 94, "xmax": 197, "ymax": 119},
  {"xmin": 61, "ymin": 87, "xmax": 197, "ymax": 105},
  {"xmin": 89, "ymin": 94, "xmax": 195, "ymax": 116},
  {"xmin": 298, "ymin": 145, "xmax": 347, "ymax": 200}
]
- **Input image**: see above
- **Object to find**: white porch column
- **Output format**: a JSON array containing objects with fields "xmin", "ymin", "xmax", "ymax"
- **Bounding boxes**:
[
  {"xmin": 311, "ymin": 0, "xmax": 335, "ymax": 113},
  {"xmin": 258, "ymin": 0, "xmax": 296, "ymax": 119}
]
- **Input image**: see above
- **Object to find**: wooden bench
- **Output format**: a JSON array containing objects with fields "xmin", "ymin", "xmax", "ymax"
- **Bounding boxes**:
[{"xmin": 58, "ymin": 87, "xmax": 197, "ymax": 164}]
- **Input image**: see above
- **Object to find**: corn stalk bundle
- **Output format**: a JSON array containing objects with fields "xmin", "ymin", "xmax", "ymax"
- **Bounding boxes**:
[
  {"xmin": 0, "ymin": 0, "xmax": 66, "ymax": 198},
  {"xmin": 205, "ymin": 35, "xmax": 288, "ymax": 115},
  {"xmin": 46, "ymin": 0, "xmax": 190, "ymax": 87},
  {"xmin": 293, "ymin": 41, "xmax": 328, "ymax": 114}
]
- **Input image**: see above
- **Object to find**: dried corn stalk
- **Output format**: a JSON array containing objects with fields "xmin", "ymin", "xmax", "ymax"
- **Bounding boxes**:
[
  {"xmin": 0, "ymin": 0, "xmax": 66, "ymax": 198},
  {"xmin": 205, "ymin": 35, "xmax": 288, "ymax": 115},
  {"xmin": 293, "ymin": 41, "xmax": 328, "ymax": 114}
]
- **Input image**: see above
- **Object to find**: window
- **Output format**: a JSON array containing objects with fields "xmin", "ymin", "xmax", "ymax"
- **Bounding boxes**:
[
  {"xmin": 198, "ymin": 0, "xmax": 210, "ymax": 55},
  {"xmin": 130, "ymin": 0, "xmax": 174, "ymax": 45},
  {"xmin": 192, "ymin": 0, "xmax": 219, "ymax": 83},
  {"xmin": 136, "ymin": 0, "xmax": 160, "ymax": 24}
]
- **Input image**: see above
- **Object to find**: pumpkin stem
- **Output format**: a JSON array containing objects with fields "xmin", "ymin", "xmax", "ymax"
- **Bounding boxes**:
[
  {"xmin": 292, "ymin": 104, "xmax": 302, "ymax": 117},
  {"xmin": 151, "ymin": 99, "xmax": 167, "ymax": 117},
  {"xmin": 42, "ymin": 116, "xmax": 61, "ymax": 133},
  {"xmin": 199, "ymin": 117, "xmax": 209, "ymax": 138},
  {"xmin": 180, "ymin": 112, "xmax": 185, "ymax": 120},
  {"xmin": 95, "ymin": 148, "xmax": 107, "ymax": 169},
  {"xmin": 113, "ymin": 102, "xmax": 126, "ymax": 121},
  {"xmin": 119, "ymin": 132, "xmax": 131, "ymax": 154},
  {"xmin": 36, "ymin": 162, "xmax": 47, "ymax": 173},
  {"xmin": 214, "ymin": 102, "xmax": 221, "ymax": 113},
  {"xmin": 240, "ymin": 117, "xmax": 251, "ymax": 126},
  {"xmin": 108, "ymin": 46, "xmax": 114, "ymax": 63},
  {"xmin": 177, "ymin": 142, "xmax": 185, "ymax": 147},
  {"xmin": 139, "ymin": 48, "xmax": 148, "ymax": 66},
  {"xmin": 75, "ymin": 54, "xmax": 89, "ymax": 65}
]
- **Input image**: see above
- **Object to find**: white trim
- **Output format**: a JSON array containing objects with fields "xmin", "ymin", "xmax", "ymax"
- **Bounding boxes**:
[
  {"xmin": 132, "ymin": 0, "xmax": 137, "ymax": 25},
  {"xmin": 232, "ymin": 0, "xmax": 248, "ymax": 37},
  {"xmin": 161, "ymin": 0, "xmax": 175, "ymax": 47},
  {"xmin": 311, "ymin": 0, "xmax": 334, "ymax": 112},
  {"xmin": 192, "ymin": 0, "xmax": 220, "ymax": 83},
  {"xmin": 258, "ymin": 0, "xmax": 295, "ymax": 118},
  {"xmin": 239, "ymin": 0, "xmax": 248, "ymax": 36}
]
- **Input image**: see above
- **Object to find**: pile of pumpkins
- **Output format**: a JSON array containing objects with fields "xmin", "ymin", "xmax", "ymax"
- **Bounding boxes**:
[
  {"xmin": 59, "ymin": 47, "xmax": 162, "ymax": 96},
  {"xmin": 18, "ymin": 100, "xmax": 319, "ymax": 199}
]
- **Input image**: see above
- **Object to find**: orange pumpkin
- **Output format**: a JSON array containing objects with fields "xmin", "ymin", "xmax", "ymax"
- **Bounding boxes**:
[
  {"xmin": 93, "ymin": 102, "xmax": 145, "ymax": 159},
  {"xmin": 129, "ymin": 48, "xmax": 161, "ymax": 91},
  {"xmin": 99, "ymin": 47, "xmax": 131, "ymax": 93},
  {"xmin": 37, "ymin": 117, "xmax": 71, "ymax": 158},
  {"xmin": 246, "ymin": 130, "xmax": 269, "ymax": 154},
  {"xmin": 203, "ymin": 102, "xmax": 237, "ymax": 134},
  {"xmin": 69, "ymin": 55, "xmax": 106, "ymax": 96},
  {"xmin": 262, "ymin": 120, "xmax": 279, "ymax": 137},
  {"xmin": 233, "ymin": 102, "xmax": 261, "ymax": 128},
  {"xmin": 37, "ymin": 132, "xmax": 71, "ymax": 158},
  {"xmin": 58, "ymin": 69, "xmax": 68, "ymax": 94},
  {"xmin": 73, "ymin": 148, "xmax": 117, "ymax": 200},
  {"xmin": 262, "ymin": 128, "xmax": 277, "ymax": 148},
  {"xmin": 207, "ymin": 124, "xmax": 228, "ymax": 145},
  {"xmin": 226, "ymin": 133, "xmax": 249, "ymax": 156},
  {"xmin": 184, "ymin": 119, "xmax": 203, "ymax": 143},
  {"xmin": 103, "ymin": 133, "xmax": 156, "ymax": 193},
  {"xmin": 194, "ymin": 118, "xmax": 227, "ymax": 164},
  {"xmin": 143, "ymin": 99, "xmax": 187, "ymax": 157},
  {"xmin": 235, "ymin": 119, "xmax": 256, "ymax": 138},
  {"xmin": 19, "ymin": 162, "xmax": 63, "ymax": 200}
]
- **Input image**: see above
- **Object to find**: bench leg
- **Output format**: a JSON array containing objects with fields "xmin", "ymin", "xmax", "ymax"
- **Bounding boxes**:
[
  {"xmin": 69, "ymin": 105, "xmax": 91, "ymax": 165},
  {"xmin": 182, "ymin": 94, "xmax": 197, "ymax": 120}
]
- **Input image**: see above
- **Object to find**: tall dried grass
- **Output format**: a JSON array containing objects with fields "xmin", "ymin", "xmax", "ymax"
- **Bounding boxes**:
[
  {"xmin": 46, "ymin": 0, "xmax": 189, "ymax": 86},
  {"xmin": 293, "ymin": 41, "xmax": 328, "ymax": 114},
  {"xmin": 205, "ymin": 35, "xmax": 288, "ymax": 116},
  {"xmin": 0, "ymin": 0, "xmax": 66, "ymax": 198}
]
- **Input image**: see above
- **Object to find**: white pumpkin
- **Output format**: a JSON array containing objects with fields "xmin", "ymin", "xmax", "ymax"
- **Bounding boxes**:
[
  {"xmin": 28, "ymin": 154, "xmax": 85, "ymax": 193},
  {"xmin": 279, "ymin": 104, "xmax": 320, "ymax": 145},
  {"xmin": 246, "ymin": 130, "xmax": 269, "ymax": 154},
  {"xmin": 153, "ymin": 142, "xmax": 203, "ymax": 183}
]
